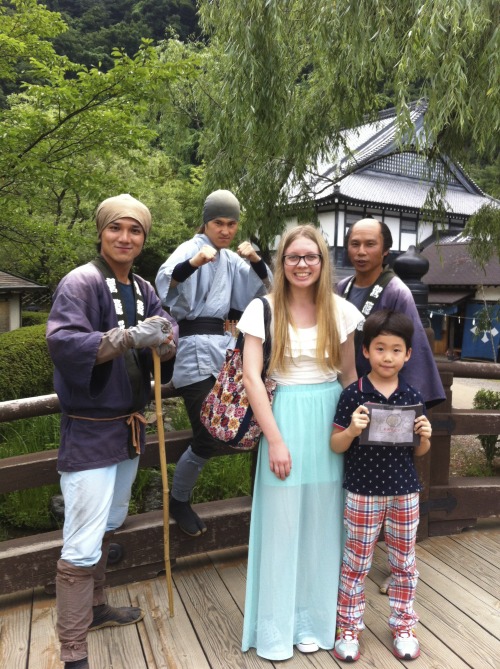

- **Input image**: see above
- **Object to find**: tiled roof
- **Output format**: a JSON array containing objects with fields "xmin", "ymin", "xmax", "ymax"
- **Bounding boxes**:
[
  {"xmin": 427, "ymin": 290, "xmax": 474, "ymax": 304},
  {"xmin": 421, "ymin": 243, "xmax": 500, "ymax": 286},
  {"xmin": 319, "ymin": 104, "xmax": 427, "ymax": 183},
  {"xmin": 0, "ymin": 270, "xmax": 46, "ymax": 291},
  {"xmin": 317, "ymin": 171, "xmax": 497, "ymax": 216},
  {"xmin": 290, "ymin": 102, "xmax": 499, "ymax": 216}
]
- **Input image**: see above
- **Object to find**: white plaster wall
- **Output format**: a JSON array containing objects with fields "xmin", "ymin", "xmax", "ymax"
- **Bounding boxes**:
[
  {"xmin": 475, "ymin": 287, "xmax": 500, "ymax": 301},
  {"xmin": 384, "ymin": 216, "xmax": 400, "ymax": 250},
  {"xmin": 336, "ymin": 210, "xmax": 346, "ymax": 247},
  {"xmin": 317, "ymin": 210, "xmax": 336, "ymax": 246},
  {"xmin": 400, "ymin": 232, "xmax": 418, "ymax": 252},
  {"xmin": 9, "ymin": 295, "xmax": 21, "ymax": 330},
  {"xmin": 417, "ymin": 220, "xmax": 434, "ymax": 244}
]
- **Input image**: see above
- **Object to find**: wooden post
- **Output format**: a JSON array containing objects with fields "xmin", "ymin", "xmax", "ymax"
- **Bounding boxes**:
[{"xmin": 394, "ymin": 245, "xmax": 432, "ymax": 541}]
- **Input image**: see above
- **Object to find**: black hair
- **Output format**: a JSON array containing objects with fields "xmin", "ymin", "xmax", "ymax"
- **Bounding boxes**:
[
  {"xmin": 345, "ymin": 218, "xmax": 393, "ymax": 253},
  {"xmin": 362, "ymin": 309, "xmax": 414, "ymax": 351}
]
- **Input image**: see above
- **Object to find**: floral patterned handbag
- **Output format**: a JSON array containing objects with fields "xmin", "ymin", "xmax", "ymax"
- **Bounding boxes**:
[{"xmin": 200, "ymin": 296, "xmax": 275, "ymax": 450}]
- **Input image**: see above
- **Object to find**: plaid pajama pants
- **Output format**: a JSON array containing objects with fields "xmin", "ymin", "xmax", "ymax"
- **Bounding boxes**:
[{"xmin": 336, "ymin": 491, "xmax": 420, "ymax": 632}]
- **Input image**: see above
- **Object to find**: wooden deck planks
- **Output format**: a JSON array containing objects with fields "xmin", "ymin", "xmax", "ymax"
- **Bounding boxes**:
[
  {"xmin": 0, "ymin": 589, "xmax": 31, "ymax": 668},
  {"xmin": 371, "ymin": 548, "xmax": 499, "ymax": 669},
  {"xmin": 30, "ymin": 588, "xmax": 60, "ymax": 669},
  {"xmin": 173, "ymin": 552, "xmax": 265, "ymax": 669},
  {"xmin": 413, "ymin": 545, "xmax": 500, "ymax": 631},
  {"xmin": 89, "ymin": 586, "xmax": 148, "ymax": 669},
  {"xmin": 1, "ymin": 527, "xmax": 499, "ymax": 669},
  {"xmin": 129, "ymin": 576, "xmax": 210, "ymax": 669}
]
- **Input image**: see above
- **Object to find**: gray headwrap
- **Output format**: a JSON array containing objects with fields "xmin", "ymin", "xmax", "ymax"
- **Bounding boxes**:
[
  {"xmin": 202, "ymin": 190, "xmax": 240, "ymax": 224},
  {"xmin": 96, "ymin": 194, "xmax": 152, "ymax": 238}
]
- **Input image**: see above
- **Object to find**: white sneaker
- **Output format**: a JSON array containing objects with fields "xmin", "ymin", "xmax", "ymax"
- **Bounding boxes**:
[
  {"xmin": 334, "ymin": 628, "xmax": 360, "ymax": 662},
  {"xmin": 296, "ymin": 641, "xmax": 319, "ymax": 653},
  {"xmin": 393, "ymin": 628, "xmax": 420, "ymax": 660},
  {"xmin": 295, "ymin": 608, "xmax": 318, "ymax": 653}
]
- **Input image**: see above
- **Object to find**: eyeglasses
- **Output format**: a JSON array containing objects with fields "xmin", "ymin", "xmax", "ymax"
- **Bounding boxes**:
[{"xmin": 282, "ymin": 254, "xmax": 323, "ymax": 266}]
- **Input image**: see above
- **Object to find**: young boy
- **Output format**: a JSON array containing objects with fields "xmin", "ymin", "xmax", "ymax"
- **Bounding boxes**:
[{"xmin": 330, "ymin": 309, "xmax": 432, "ymax": 662}]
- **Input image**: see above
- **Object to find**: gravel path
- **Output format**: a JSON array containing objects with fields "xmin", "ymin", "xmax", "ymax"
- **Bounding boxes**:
[
  {"xmin": 451, "ymin": 377, "xmax": 500, "ymax": 409},
  {"xmin": 448, "ymin": 377, "xmax": 500, "ymax": 475}
]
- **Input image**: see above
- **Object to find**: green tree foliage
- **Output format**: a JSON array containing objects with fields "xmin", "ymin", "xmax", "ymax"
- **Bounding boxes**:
[
  {"xmin": 464, "ymin": 205, "xmax": 500, "ymax": 269},
  {"xmin": 197, "ymin": 0, "xmax": 500, "ymax": 246},
  {"xmin": 0, "ymin": 0, "xmax": 202, "ymax": 288},
  {"xmin": 0, "ymin": 0, "xmax": 68, "ymax": 104}
]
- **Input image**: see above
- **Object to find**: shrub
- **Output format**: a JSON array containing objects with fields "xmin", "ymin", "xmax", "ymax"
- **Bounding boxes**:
[
  {"xmin": 473, "ymin": 389, "xmax": 500, "ymax": 467},
  {"xmin": 0, "ymin": 324, "xmax": 54, "ymax": 401},
  {"xmin": 21, "ymin": 310, "xmax": 49, "ymax": 327}
]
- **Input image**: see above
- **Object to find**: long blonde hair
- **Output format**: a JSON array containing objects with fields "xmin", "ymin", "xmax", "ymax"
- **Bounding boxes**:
[{"xmin": 269, "ymin": 225, "xmax": 341, "ymax": 373}]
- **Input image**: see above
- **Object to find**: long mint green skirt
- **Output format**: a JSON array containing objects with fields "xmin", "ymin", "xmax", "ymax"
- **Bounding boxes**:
[{"xmin": 242, "ymin": 381, "xmax": 345, "ymax": 660}]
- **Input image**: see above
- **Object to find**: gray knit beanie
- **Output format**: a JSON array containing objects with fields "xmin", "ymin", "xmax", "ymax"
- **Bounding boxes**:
[{"xmin": 202, "ymin": 190, "xmax": 240, "ymax": 224}]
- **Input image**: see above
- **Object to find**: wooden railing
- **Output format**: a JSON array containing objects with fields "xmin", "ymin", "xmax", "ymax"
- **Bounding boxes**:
[
  {"xmin": 422, "ymin": 361, "xmax": 500, "ymax": 538},
  {"xmin": 1, "ymin": 362, "xmax": 500, "ymax": 595}
]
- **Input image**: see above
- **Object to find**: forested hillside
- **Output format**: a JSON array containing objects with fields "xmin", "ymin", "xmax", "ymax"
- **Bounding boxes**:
[{"xmin": 45, "ymin": 0, "xmax": 199, "ymax": 69}]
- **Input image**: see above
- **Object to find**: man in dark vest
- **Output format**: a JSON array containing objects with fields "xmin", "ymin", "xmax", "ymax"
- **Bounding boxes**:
[
  {"xmin": 47, "ymin": 194, "xmax": 178, "ymax": 669},
  {"xmin": 337, "ymin": 217, "xmax": 445, "ymax": 409}
]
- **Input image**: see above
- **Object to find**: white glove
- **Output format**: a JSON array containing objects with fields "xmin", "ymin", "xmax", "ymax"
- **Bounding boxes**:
[
  {"xmin": 156, "ymin": 339, "xmax": 176, "ymax": 360},
  {"xmin": 128, "ymin": 317, "xmax": 173, "ymax": 349}
]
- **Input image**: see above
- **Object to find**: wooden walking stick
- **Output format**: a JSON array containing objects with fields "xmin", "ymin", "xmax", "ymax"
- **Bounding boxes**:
[{"xmin": 152, "ymin": 349, "xmax": 175, "ymax": 617}]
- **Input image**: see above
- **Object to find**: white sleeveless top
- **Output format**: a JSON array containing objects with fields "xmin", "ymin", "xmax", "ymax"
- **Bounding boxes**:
[{"xmin": 237, "ymin": 295, "xmax": 363, "ymax": 386}]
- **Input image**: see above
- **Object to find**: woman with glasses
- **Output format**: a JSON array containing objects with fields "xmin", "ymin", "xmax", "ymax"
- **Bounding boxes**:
[{"xmin": 238, "ymin": 225, "xmax": 363, "ymax": 660}]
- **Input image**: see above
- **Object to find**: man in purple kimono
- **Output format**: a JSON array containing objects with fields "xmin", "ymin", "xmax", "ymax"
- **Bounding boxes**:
[
  {"xmin": 337, "ymin": 217, "xmax": 445, "ymax": 409},
  {"xmin": 337, "ymin": 217, "xmax": 445, "ymax": 596},
  {"xmin": 46, "ymin": 194, "xmax": 178, "ymax": 669}
]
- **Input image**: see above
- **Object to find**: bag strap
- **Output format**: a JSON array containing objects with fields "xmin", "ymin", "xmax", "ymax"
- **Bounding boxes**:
[
  {"xmin": 235, "ymin": 295, "xmax": 272, "ymax": 376},
  {"xmin": 260, "ymin": 296, "xmax": 272, "ymax": 375}
]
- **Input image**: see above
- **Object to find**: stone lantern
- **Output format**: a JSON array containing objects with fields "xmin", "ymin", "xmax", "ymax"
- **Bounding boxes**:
[{"xmin": 393, "ymin": 245, "xmax": 431, "ymax": 329}]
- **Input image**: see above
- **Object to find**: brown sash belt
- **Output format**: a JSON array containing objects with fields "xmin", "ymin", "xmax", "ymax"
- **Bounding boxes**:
[{"xmin": 65, "ymin": 412, "xmax": 147, "ymax": 454}]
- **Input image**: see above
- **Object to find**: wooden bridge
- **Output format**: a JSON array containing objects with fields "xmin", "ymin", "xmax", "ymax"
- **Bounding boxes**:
[
  {"xmin": 1, "ymin": 361, "xmax": 500, "ymax": 667},
  {"xmin": 1, "ymin": 522, "xmax": 499, "ymax": 668}
]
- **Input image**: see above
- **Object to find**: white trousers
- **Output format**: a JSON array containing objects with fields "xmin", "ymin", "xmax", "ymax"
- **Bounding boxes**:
[{"xmin": 59, "ymin": 458, "xmax": 139, "ymax": 567}]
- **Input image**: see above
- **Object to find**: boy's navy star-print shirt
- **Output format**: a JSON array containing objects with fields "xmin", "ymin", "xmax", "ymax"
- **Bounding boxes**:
[{"xmin": 333, "ymin": 375, "xmax": 426, "ymax": 496}]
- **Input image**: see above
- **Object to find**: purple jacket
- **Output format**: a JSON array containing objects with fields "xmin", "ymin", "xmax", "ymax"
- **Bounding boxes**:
[
  {"xmin": 337, "ymin": 274, "xmax": 445, "ymax": 408},
  {"xmin": 46, "ymin": 261, "xmax": 177, "ymax": 472}
]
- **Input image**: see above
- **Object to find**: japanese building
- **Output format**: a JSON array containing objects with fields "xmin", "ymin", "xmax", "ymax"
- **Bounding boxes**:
[
  {"xmin": 287, "ymin": 100, "xmax": 498, "ymax": 281},
  {"xmin": 286, "ymin": 101, "xmax": 500, "ymax": 360},
  {"xmin": 0, "ymin": 270, "xmax": 46, "ymax": 333},
  {"xmin": 422, "ymin": 237, "xmax": 500, "ymax": 361}
]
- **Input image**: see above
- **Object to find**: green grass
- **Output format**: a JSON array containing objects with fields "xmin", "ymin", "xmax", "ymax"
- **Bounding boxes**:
[
  {"xmin": 463, "ymin": 461, "xmax": 495, "ymax": 477},
  {"xmin": 0, "ymin": 415, "xmax": 62, "ymax": 533},
  {"xmin": 0, "ymin": 414, "xmax": 61, "ymax": 458},
  {"xmin": 191, "ymin": 453, "xmax": 253, "ymax": 503},
  {"xmin": 167, "ymin": 397, "xmax": 192, "ymax": 430}
]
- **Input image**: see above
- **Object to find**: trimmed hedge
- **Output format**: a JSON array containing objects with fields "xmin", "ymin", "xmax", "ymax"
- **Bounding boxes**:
[
  {"xmin": 21, "ymin": 310, "xmax": 49, "ymax": 327},
  {"xmin": 0, "ymin": 324, "xmax": 54, "ymax": 401}
]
